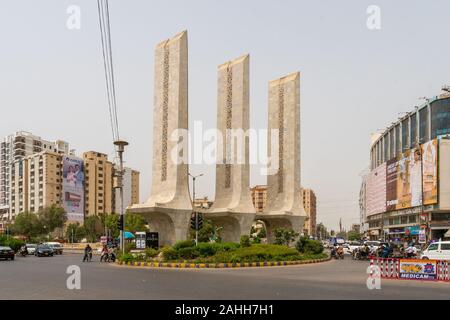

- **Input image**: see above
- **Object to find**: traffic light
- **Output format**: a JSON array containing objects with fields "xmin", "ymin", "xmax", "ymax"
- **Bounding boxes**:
[
  {"xmin": 117, "ymin": 215, "xmax": 124, "ymax": 231},
  {"xmin": 197, "ymin": 213, "xmax": 203, "ymax": 230},
  {"xmin": 190, "ymin": 212, "xmax": 197, "ymax": 230}
]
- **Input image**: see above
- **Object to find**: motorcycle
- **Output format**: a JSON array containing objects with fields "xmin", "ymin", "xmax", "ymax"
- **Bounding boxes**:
[{"xmin": 18, "ymin": 248, "xmax": 28, "ymax": 257}]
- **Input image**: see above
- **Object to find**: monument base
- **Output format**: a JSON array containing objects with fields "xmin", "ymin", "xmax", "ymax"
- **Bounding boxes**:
[
  {"xmin": 128, "ymin": 205, "xmax": 192, "ymax": 247},
  {"xmin": 203, "ymin": 210, "xmax": 256, "ymax": 243},
  {"xmin": 256, "ymin": 213, "xmax": 305, "ymax": 244}
]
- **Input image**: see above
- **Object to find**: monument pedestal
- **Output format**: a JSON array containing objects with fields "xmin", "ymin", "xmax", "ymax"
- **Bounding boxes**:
[{"xmin": 204, "ymin": 210, "xmax": 255, "ymax": 243}]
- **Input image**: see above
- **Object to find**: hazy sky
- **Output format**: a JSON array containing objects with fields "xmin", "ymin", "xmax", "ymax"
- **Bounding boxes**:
[{"xmin": 1, "ymin": 0, "xmax": 450, "ymax": 231}]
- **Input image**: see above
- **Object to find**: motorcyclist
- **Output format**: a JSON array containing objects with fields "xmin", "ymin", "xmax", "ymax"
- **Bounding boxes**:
[
  {"xmin": 405, "ymin": 243, "xmax": 418, "ymax": 258},
  {"xmin": 20, "ymin": 244, "xmax": 28, "ymax": 256},
  {"xmin": 100, "ymin": 244, "xmax": 109, "ymax": 262},
  {"xmin": 83, "ymin": 244, "xmax": 92, "ymax": 262},
  {"xmin": 336, "ymin": 244, "xmax": 344, "ymax": 259}
]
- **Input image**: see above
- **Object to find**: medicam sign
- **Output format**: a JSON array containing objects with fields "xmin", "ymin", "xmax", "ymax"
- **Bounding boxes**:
[{"xmin": 399, "ymin": 259, "xmax": 437, "ymax": 280}]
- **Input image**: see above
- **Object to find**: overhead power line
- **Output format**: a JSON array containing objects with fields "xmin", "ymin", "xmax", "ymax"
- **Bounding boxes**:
[{"xmin": 97, "ymin": 0, "xmax": 120, "ymax": 142}]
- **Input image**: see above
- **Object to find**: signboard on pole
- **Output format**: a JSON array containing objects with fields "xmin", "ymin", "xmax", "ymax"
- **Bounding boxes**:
[{"xmin": 135, "ymin": 232, "xmax": 146, "ymax": 250}]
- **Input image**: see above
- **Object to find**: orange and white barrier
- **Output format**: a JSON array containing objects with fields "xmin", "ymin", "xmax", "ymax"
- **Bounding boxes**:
[{"xmin": 369, "ymin": 257, "xmax": 450, "ymax": 282}]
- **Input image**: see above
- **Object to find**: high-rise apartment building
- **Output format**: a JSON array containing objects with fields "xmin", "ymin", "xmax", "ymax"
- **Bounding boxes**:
[
  {"xmin": 250, "ymin": 185, "xmax": 267, "ymax": 213},
  {"xmin": 9, "ymin": 151, "xmax": 63, "ymax": 218},
  {"xmin": 114, "ymin": 167, "xmax": 140, "ymax": 212},
  {"xmin": 83, "ymin": 151, "xmax": 114, "ymax": 216},
  {"xmin": 302, "ymin": 188, "xmax": 317, "ymax": 237},
  {"xmin": 1, "ymin": 132, "xmax": 68, "ymax": 220}
]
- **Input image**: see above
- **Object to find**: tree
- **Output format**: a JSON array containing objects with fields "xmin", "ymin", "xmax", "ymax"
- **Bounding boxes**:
[
  {"xmin": 274, "ymin": 227, "xmax": 299, "ymax": 246},
  {"xmin": 38, "ymin": 205, "xmax": 67, "ymax": 234},
  {"xmin": 65, "ymin": 222, "xmax": 86, "ymax": 243},
  {"xmin": 124, "ymin": 213, "xmax": 147, "ymax": 234},
  {"xmin": 316, "ymin": 223, "xmax": 330, "ymax": 240},
  {"xmin": 83, "ymin": 215, "xmax": 103, "ymax": 242},
  {"xmin": 347, "ymin": 230, "xmax": 362, "ymax": 241},
  {"xmin": 105, "ymin": 214, "xmax": 120, "ymax": 238},
  {"xmin": 189, "ymin": 218, "xmax": 215, "ymax": 243},
  {"xmin": 11, "ymin": 212, "xmax": 42, "ymax": 239}
]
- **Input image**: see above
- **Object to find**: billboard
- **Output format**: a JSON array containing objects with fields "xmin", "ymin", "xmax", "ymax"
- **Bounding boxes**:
[
  {"xmin": 366, "ymin": 163, "xmax": 386, "ymax": 216},
  {"xmin": 62, "ymin": 156, "xmax": 84, "ymax": 222},
  {"xmin": 386, "ymin": 158, "xmax": 398, "ymax": 211},
  {"xmin": 422, "ymin": 140, "xmax": 438, "ymax": 205},
  {"xmin": 383, "ymin": 139, "xmax": 438, "ymax": 211},
  {"xmin": 399, "ymin": 259, "xmax": 437, "ymax": 280}
]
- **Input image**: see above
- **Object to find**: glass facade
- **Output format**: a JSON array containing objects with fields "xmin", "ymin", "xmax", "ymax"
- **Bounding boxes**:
[
  {"xmin": 395, "ymin": 124, "xmax": 401, "ymax": 156},
  {"xmin": 370, "ymin": 96, "xmax": 450, "ymax": 169},
  {"xmin": 431, "ymin": 97, "xmax": 450, "ymax": 139},
  {"xmin": 389, "ymin": 129, "xmax": 395, "ymax": 160},
  {"xmin": 410, "ymin": 113, "xmax": 417, "ymax": 146},
  {"xmin": 419, "ymin": 107, "xmax": 429, "ymax": 143},
  {"xmin": 401, "ymin": 118, "xmax": 409, "ymax": 152}
]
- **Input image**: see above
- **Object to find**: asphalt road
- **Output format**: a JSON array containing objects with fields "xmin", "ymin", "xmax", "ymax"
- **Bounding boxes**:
[{"xmin": 1, "ymin": 253, "xmax": 450, "ymax": 299}]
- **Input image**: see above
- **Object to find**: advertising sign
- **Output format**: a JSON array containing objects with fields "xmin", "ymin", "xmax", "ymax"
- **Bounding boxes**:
[
  {"xmin": 422, "ymin": 140, "xmax": 438, "ymax": 205},
  {"xmin": 418, "ymin": 229, "xmax": 426, "ymax": 244},
  {"xmin": 366, "ymin": 163, "xmax": 386, "ymax": 216},
  {"xmin": 62, "ymin": 156, "xmax": 85, "ymax": 222},
  {"xmin": 386, "ymin": 158, "xmax": 398, "ymax": 211},
  {"xmin": 399, "ymin": 259, "xmax": 437, "ymax": 280},
  {"xmin": 135, "ymin": 232, "xmax": 146, "ymax": 249}
]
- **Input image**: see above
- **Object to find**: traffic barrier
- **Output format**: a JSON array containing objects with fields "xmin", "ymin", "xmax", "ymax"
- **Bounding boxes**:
[
  {"xmin": 369, "ymin": 257, "xmax": 399, "ymax": 279},
  {"xmin": 437, "ymin": 261, "xmax": 450, "ymax": 282},
  {"xmin": 370, "ymin": 257, "xmax": 450, "ymax": 282}
]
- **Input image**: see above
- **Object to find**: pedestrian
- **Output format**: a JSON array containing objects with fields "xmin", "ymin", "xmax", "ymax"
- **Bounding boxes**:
[{"xmin": 83, "ymin": 244, "xmax": 92, "ymax": 262}]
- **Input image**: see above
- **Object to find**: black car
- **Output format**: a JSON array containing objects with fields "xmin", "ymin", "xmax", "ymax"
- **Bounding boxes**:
[
  {"xmin": 35, "ymin": 245, "xmax": 54, "ymax": 257},
  {"xmin": 0, "ymin": 246, "xmax": 15, "ymax": 261}
]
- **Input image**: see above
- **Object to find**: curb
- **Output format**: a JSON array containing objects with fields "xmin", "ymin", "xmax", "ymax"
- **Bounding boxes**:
[{"xmin": 115, "ymin": 256, "xmax": 331, "ymax": 269}]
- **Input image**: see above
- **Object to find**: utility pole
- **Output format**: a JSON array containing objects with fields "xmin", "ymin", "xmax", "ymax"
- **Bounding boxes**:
[
  {"xmin": 188, "ymin": 173, "xmax": 203, "ymax": 245},
  {"xmin": 114, "ymin": 140, "xmax": 128, "ymax": 255}
]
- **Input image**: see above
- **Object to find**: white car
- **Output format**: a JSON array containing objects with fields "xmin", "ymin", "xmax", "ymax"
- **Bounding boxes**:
[
  {"xmin": 420, "ymin": 241, "xmax": 450, "ymax": 261},
  {"xmin": 26, "ymin": 244, "xmax": 37, "ymax": 255}
]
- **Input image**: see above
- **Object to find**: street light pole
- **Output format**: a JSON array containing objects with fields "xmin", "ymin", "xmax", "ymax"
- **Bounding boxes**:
[
  {"xmin": 188, "ymin": 173, "xmax": 203, "ymax": 246},
  {"xmin": 114, "ymin": 140, "xmax": 129, "ymax": 255}
]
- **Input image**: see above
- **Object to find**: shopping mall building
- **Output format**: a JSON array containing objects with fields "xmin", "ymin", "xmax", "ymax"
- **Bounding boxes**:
[{"xmin": 363, "ymin": 89, "xmax": 450, "ymax": 243}]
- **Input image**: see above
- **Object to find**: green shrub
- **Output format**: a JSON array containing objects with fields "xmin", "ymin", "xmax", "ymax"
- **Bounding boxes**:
[
  {"xmin": 145, "ymin": 248, "xmax": 159, "ymax": 258},
  {"xmin": 178, "ymin": 247, "xmax": 200, "ymax": 260},
  {"xmin": 240, "ymin": 235, "xmax": 251, "ymax": 247},
  {"xmin": 303, "ymin": 240, "xmax": 324, "ymax": 254},
  {"xmin": 295, "ymin": 237, "xmax": 323, "ymax": 254},
  {"xmin": 252, "ymin": 237, "xmax": 261, "ymax": 244},
  {"xmin": 125, "ymin": 242, "xmax": 135, "ymax": 253},
  {"xmin": 210, "ymin": 244, "xmax": 301, "ymax": 263},
  {"xmin": 119, "ymin": 253, "xmax": 134, "ymax": 263},
  {"xmin": 161, "ymin": 246, "xmax": 179, "ymax": 260},
  {"xmin": 4, "ymin": 238, "xmax": 25, "ymax": 252},
  {"xmin": 195, "ymin": 242, "xmax": 240, "ymax": 257},
  {"xmin": 173, "ymin": 240, "xmax": 195, "ymax": 251}
]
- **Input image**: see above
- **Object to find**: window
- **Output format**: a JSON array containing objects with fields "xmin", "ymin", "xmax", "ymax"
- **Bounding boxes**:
[
  {"xmin": 441, "ymin": 243, "xmax": 450, "ymax": 250},
  {"xmin": 419, "ymin": 107, "xmax": 429, "ymax": 143},
  {"xmin": 410, "ymin": 113, "xmax": 417, "ymax": 145},
  {"xmin": 389, "ymin": 129, "xmax": 395, "ymax": 160},
  {"xmin": 431, "ymin": 98, "xmax": 450, "ymax": 139},
  {"xmin": 401, "ymin": 119, "xmax": 409, "ymax": 152},
  {"xmin": 427, "ymin": 243, "xmax": 438, "ymax": 251},
  {"xmin": 383, "ymin": 136, "xmax": 388, "ymax": 163},
  {"xmin": 395, "ymin": 124, "xmax": 401, "ymax": 155}
]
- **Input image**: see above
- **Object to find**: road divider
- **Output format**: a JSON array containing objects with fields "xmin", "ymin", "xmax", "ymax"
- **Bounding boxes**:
[{"xmin": 115, "ymin": 257, "xmax": 331, "ymax": 269}]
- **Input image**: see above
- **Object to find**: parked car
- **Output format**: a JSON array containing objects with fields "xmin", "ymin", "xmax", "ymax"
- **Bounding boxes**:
[
  {"xmin": 420, "ymin": 241, "xmax": 450, "ymax": 261},
  {"xmin": 44, "ymin": 242, "xmax": 63, "ymax": 255},
  {"xmin": 0, "ymin": 246, "xmax": 15, "ymax": 260},
  {"xmin": 26, "ymin": 244, "xmax": 37, "ymax": 255},
  {"xmin": 35, "ymin": 245, "xmax": 54, "ymax": 257}
]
